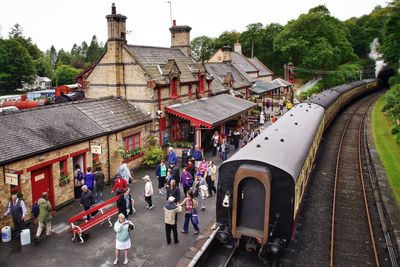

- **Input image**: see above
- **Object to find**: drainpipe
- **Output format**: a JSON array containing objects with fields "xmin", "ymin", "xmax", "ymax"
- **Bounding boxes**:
[
  {"xmin": 158, "ymin": 87, "xmax": 162, "ymax": 145},
  {"xmin": 107, "ymin": 134, "xmax": 111, "ymax": 183}
]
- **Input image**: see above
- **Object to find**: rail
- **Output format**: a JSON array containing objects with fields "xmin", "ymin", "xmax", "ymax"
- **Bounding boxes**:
[{"xmin": 330, "ymin": 94, "xmax": 380, "ymax": 267}]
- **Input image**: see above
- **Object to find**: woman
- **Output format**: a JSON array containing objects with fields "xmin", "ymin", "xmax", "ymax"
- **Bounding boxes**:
[
  {"xmin": 117, "ymin": 188, "xmax": 135, "ymax": 219},
  {"xmin": 207, "ymin": 161, "xmax": 217, "ymax": 197},
  {"xmin": 166, "ymin": 179, "xmax": 180, "ymax": 204},
  {"xmin": 193, "ymin": 174, "xmax": 208, "ymax": 211},
  {"xmin": 220, "ymin": 139, "xmax": 228, "ymax": 162},
  {"xmin": 180, "ymin": 168, "xmax": 193, "ymax": 196},
  {"xmin": 199, "ymin": 159, "xmax": 208, "ymax": 176},
  {"xmin": 211, "ymin": 131, "xmax": 220, "ymax": 156},
  {"xmin": 155, "ymin": 159, "xmax": 167, "ymax": 195},
  {"xmin": 180, "ymin": 190, "xmax": 199, "ymax": 234},
  {"xmin": 111, "ymin": 174, "xmax": 128, "ymax": 195},
  {"xmin": 74, "ymin": 164, "xmax": 84, "ymax": 198},
  {"xmin": 113, "ymin": 213, "xmax": 134, "ymax": 265}
]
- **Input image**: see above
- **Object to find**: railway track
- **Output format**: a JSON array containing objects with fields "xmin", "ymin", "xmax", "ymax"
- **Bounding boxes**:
[{"xmin": 330, "ymin": 94, "xmax": 380, "ymax": 266}]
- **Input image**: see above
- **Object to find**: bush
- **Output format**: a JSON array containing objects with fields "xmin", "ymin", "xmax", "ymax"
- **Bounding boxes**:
[
  {"xmin": 396, "ymin": 133, "xmax": 400, "ymax": 145},
  {"xmin": 391, "ymin": 124, "xmax": 400, "ymax": 135},
  {"xmin": 143, "ymin": 146, "xmax": 164, "ymax": 166}
]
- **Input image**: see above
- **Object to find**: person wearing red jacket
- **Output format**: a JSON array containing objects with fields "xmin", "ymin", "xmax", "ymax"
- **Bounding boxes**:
[{"xmin": 111, "ymin": 174, "xmax": 128, "ymax": 195}]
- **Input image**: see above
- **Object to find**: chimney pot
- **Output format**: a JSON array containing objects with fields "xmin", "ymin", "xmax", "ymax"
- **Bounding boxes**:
[
  {"xmin": 112, "ymin": 3, "xmax": 116, "ymax": 14},
  {"xmin": 172, "ymin": 20, "xmax": 176, "ymax": 27}
]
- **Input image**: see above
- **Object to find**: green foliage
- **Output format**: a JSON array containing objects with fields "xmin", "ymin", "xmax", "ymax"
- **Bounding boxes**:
[
  {"xmin": 380, "ymin": 1, "xmax": 400, "ymax": 69},
  {"xmin": 35, "ymin": 55, "xmax": 53, "ymax": 78},
  {"xmin": 142, "ymin": 136, "xmax": 165, "ymax": 166},
  {"xmin": 168, "ymin": 141, "xmax": 192, "ymax": 148},
  {"xmin": 274, "ymin": 6, "xmax": 357, "ymax": 70},
  {"xmin": 54, "ymin": 65, "xmax": 81, "ymax": 86},
  {"xmin": 85, "ymin": 35, "xmax": 105, "ymax": 64},
  {"xmin": 213, "ymin": 31, "xmax": 240, "ymax": 51},
  {"xmin": 391, "ymin": 124, "xmax": 400, "ymax": 134},
  {"xmin": 191, "ymin": 36, "xmax": 215, "ymax": 62},
  {"xmin": 0, "ymin": 39, "xmax": 36, "ymax": 92}
]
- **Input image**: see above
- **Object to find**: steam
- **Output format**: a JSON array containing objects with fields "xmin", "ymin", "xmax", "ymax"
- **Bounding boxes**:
[{"xmin": 369, "ymin": 38, "xmax": 387, "ymax": 77}]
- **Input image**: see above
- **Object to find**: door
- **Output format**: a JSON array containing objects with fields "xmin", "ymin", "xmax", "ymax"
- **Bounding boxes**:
[
  {"xmin": 31, "ymin": 166, "xmax": 54, "ymax": 207},
  {"xmin": 238, "ymin": 178, "xmax": 265, "ymax": 230}
]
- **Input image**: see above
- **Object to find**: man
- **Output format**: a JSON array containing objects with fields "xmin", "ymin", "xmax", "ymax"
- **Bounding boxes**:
[
  {"xmin": 191, "ymin": 145, "xmax": 203, "ymax": 168},
  {"xmin": 163, "ymin": 196, "xmax": 182, "ymax": 245},
  {"xmin": 84, "ymin": 167, "xmax": 95, "ymax": 192},
  {"xmin": 94, "ymin": 166, "xmax": 105, "ymax": 202},
  {"xmin": 171, "ymin": 164, "xmax": 180, "ymax": 186},
  {"xmin": 167, "ymin": 147, "xmax": 177, "ymax": 167},
  {"xmin": 34, "ymin": 192, "xmax": 52, "ymax": 243},
  {"xmin": 3, "ymin": 193, "xmax": 27, "ymax": 237},
  {"xmin": 80, "ymin": 185, "xmax": 94, "ymax": 220}
]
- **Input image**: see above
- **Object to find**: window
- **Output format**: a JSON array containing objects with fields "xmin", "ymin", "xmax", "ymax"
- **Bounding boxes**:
[
  {"xmin": 59, "ymin": 160, "xmax": 67, "ymax": 176},
  {"xmin": 123, "ymin": 133, "xmax": 141, "ymax": 152},
  {"xmin": 171, "ymin": 78, "xmax": 178, "ymax": 99}
]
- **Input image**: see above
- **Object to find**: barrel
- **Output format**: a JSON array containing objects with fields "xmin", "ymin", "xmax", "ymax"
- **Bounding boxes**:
[
  {"xmin": 20, "ymin": 229, "xmax": 31, "ymax": 245},
  {"xmin": 1, "ymin": 226, "xmax": 11, "ymax": 242},
  {"xmin": 181, "ymin": 150, "xmax": 189, "ymax": 168}
]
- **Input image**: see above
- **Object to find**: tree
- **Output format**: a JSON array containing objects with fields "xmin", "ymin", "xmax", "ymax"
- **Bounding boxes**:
[
  {"xmin": 381, "ymin": 0, "xmax": 400, "ymax": 69},
  {"xmin": 213, "ymin": 31, "xmax": 240, "ymax": 51},
  {"xmin": 54, "ymin": 65, "xmax": 81, "ymax": 86},
  {"xmin": 0, "ymin": 39, "xmax": 36, "ymax": 92},
  {"xmin": 191, "ymin": 36, "xmax": 215, "ymax": 61},
  {"xmin": 48, "ymin": 45, "xmax": 57, "ymax": 68},
  {"xmin": 274, "ymin": 6, "xmax": 357, "ymax": 71},
  {"xmin": 56, "ymin": 49, "xmax": 72, "ymax": 66},
  {"xmin": 35, "ymin": 55, "xmax": 53, "ymax": 78},
  {"xmin": 86, "ymin": 35, "xmax": 105, "ymax": 64},
  {"xmin": 9, "ymin": 23, "xmax": 42, "ymax": 60}
]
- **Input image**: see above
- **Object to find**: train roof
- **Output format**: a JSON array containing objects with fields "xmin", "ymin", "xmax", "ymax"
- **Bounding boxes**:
[
  {"xmin": 222, "ymin": 103, "xmax": 325, "ymax": 181},
  {"xmin": 331, "ymin": 80, "xmax": 367, "ymax": 93},
  {"xmin": 307, "ymin": 89, "xmax": 341, "ymax": 109}
]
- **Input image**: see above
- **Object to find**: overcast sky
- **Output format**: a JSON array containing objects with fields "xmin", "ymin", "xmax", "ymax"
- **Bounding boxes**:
[{"xmin": 0, "ymin": 0, "xmax": 389, "ymax": 52}]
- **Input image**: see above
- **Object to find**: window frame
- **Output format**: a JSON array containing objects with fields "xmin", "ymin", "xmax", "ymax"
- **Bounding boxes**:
[
  {"xmin": 123, "ymin": 133, "xmax": 141, "ymax": 152},
  {"xmin": 171, "ymin": 78, "xmax": 178, "ymax": 99},
  {"xmin": 59, "ymin": 159, "xmax": 68, "ymax": 176}
]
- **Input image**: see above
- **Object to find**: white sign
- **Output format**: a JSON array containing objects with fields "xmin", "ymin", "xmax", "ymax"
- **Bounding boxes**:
[
  {"xmin": 91, "ymin": 145, "xmax": 102, "ymax": 155},
  {"xmin": 35, "ymin": 173, "xmax": 45, "ymax": 182},
  {"xmin": 5, "ymin": 173, "xmax": 18, "ymax": 186}
]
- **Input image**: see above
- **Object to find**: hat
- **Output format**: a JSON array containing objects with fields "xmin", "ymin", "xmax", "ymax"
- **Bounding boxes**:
[
  {"xmin": 81, "ymin": 185, "xmax": 88, "ymax": 190},
  {"xmin": 142, "ymin": 175, "xmax": 150, "ymax": 181},
  {"xmin": 168, "ymin": 196, "xmax": 175, "ymax": 202}
]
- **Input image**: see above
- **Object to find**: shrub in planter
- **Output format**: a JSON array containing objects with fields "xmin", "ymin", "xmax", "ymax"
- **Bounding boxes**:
[{"xmin": 143, "ymin": 146, "xmax": 164, "ymax": 166}]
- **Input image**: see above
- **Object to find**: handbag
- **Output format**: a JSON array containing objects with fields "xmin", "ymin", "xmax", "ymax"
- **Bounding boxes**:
[{"xmin": 191, "ymin": 208, "xmax": 199, "ymax": 225}]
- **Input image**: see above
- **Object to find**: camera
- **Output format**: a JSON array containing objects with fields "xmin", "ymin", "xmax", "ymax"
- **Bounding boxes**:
[{"xmin": 222, "ymin": 191, "xmax": 230, "ymax": 208}]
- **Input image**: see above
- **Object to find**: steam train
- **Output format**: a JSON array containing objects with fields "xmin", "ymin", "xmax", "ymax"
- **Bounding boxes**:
[{"xmin": 215, "ymin": 79, "xmax": 379, "ymax": 258}]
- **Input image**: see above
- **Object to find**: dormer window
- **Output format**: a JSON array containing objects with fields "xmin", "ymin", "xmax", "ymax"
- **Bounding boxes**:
[{"xmin": 171, "ymin": 77, "xmax": 178, "ymax": 99}]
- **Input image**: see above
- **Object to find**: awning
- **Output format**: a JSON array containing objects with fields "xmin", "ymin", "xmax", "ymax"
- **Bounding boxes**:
[
  {"xmin": 250, "ymin": 79, "xmax": 293, "ymax": 95},
  {"xmin": 250, "ymin": 80, "xmax": 281, "ymax": 94},
  {"xmin": 165, "ymin": 94, "xmax": 257, "ymax": 129}
]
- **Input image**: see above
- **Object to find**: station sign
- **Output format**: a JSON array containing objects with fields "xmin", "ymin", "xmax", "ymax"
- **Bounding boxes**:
[
  {"xmin": 5, "ymin": 173, "xmax": 18, "ymax": 186},
  {"xmin": 91, "ymin": 145, "xmax": 102, "ymax": 155}
]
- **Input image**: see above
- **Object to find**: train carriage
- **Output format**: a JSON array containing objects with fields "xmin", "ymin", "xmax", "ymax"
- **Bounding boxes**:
[
  {"xmin": 216, "ymin": 79, "xmax": 380, "ymax": 258},
  {"xmin": 217, "ymin": 103, "xmax": 325, "ymax": 251}
]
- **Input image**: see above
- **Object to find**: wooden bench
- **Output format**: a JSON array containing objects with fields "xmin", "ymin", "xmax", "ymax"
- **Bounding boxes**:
[{"xmin": 67, "ymin": 195, "xmax": 119, "ymax": 243}]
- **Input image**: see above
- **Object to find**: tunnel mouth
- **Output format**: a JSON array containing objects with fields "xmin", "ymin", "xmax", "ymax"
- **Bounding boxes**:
[{"xmin": 377, "ymin": 66, "xmax": 396, "ymax": 88}]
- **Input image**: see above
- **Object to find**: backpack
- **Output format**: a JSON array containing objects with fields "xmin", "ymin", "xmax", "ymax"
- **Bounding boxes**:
[
  {"xmin": 31, "ymin": 201, "xmax": 40, "ymax": 218},
  {"xmin": 76, "ymin": 170, "xmax": 84, "ymax": 181}
]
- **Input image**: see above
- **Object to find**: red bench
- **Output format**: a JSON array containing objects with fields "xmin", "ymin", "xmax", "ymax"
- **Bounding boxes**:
[{"xmin": 67, "ymin": 195, "xmax": 119, "ymax": 243}]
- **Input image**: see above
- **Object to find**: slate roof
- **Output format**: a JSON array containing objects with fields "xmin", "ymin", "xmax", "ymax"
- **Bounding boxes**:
[
  {"xmin": 0, "ymin": 97, "xmax": 151, "ymax": 165},
  {"xmin": 250, "ymin": 80, "xmax": 281, "ymax": 94},
  {"xmin": 231, "ymin": 52, "xmax": 258, "ymax": 73},
  {"xmin": 248, "ymin": 57, "xmax": 274, "ymax": 76},
  {"xmin": 165, "ymin": 94, "xmax": 257, "ymax": 128},
  {"xmin": 126, "ymin": 45, "xmax": 198, "ymax": 85},
  {"xmin": 205, "ymin": 62, "xmax": 252, "ymax": 95}
]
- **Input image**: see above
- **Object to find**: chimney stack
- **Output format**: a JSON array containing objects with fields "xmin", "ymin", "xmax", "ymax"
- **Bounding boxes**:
[
  {"xmin": 222, "ymin": 45, "xmax": 232, "ymax": 62},
  {"xmin": 106, "ymin": 3, "xmax": 127, "ymax": 43},
  {"xmin": 234, "ymin": 41, "xmax": 242, "ymax": 55},
  {"xmin": 170, "ymin": 20, "xmax": 192, "ymax": 56}
]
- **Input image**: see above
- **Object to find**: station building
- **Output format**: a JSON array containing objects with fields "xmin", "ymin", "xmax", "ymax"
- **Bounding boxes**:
[
  {"xmin": 0, "ymin": 97, "xmax": 152, "ymax": 228},
  {"xmin": 76, "ymin": 4, "xmax": 256, "ymax": 150}
]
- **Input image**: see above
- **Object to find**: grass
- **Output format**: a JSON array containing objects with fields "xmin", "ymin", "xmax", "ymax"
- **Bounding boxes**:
[{"xmin": 372, "ymin": 96, "xmax": 400, "ymax": 205}]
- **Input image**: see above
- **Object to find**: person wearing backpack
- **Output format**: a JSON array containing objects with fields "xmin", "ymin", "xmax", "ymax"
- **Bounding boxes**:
[
  {"xmin": 74, "ymin": 164, "xmax": 84, "ymax": 198},
  {"xmin": 3, "ymin": 193, "xmax": 27, "ymax": 237},
  {"xmin": 34, "ymin": 192, "xmax": 52, "ymax": 243}
]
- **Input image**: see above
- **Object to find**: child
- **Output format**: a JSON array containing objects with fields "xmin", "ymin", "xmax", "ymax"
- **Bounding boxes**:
[{"xmin": 143, "ymin": 175, "xmax": 154, "ymax": 209}]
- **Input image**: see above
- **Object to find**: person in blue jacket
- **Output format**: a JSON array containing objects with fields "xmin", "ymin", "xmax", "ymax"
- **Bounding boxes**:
[
  {"xmin": 191, "ymin": 145, "xmax": 203, "ymax": 168},
  {"xmin": 167, "ymin": 147, "xmax": 177, "ymax": 167},
  {"xmin": 84, "ymin": 167, "xmax": 95, "ymax": 192}
]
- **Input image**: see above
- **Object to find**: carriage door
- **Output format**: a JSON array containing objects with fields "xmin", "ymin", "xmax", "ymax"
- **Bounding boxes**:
[
  {"xmin": 31, "ymin": 166, "xmax": 54, "ymax": 207},
  {"xmin": 232, "ymin": 164, "xmax": 271, "ymax": 245},
  {"xmin": 239, "ymin": 178, "xmax": 265, "ymax": 229}
]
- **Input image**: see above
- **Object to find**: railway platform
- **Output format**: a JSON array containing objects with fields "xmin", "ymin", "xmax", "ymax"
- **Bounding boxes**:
[{"xmin": 0, "ymin": 154, "xmax": 220, "ymax": 267}]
